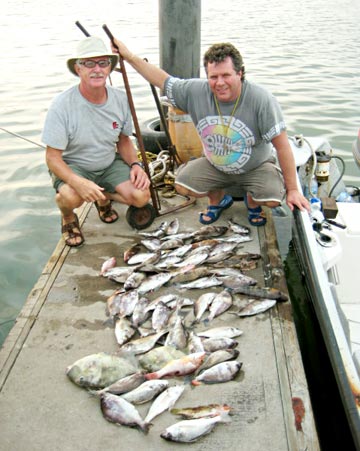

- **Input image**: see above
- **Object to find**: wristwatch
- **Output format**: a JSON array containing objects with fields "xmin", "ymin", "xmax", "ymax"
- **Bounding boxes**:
[{"xmin": 130, "ymin": 161, "xmax": 144, "ymax": 169}]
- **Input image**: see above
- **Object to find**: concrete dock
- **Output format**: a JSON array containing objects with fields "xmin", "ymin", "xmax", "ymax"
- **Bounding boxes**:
[{"xmin": 0, "ymin": 195, "xmax": 319, "ymax": 450}]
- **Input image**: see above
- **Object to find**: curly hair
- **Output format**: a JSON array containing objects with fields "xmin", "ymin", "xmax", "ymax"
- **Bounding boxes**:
[{"xmin": 203, "ymin": 43, "xmax": 245, "ymax": 80}]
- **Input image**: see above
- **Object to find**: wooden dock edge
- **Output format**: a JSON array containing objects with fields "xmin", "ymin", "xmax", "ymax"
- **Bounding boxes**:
[
  {"xmin": 0, "ymin": 203, "xmax": 92, "ymax": 390},
  {"xmin": 261, "ymin": 208, "xmax": 320, "ymax": 450}
]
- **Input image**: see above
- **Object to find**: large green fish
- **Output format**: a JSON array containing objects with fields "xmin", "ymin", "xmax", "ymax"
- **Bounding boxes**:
[{"xmin": 66, "ymin": 352, "xmax": 137, "ymax": 388}]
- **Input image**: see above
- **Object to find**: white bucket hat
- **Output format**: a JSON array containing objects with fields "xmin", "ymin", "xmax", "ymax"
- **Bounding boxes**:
[{"xmin": 67, "ymin": 36, "xmax": 119, "ymax": 77}]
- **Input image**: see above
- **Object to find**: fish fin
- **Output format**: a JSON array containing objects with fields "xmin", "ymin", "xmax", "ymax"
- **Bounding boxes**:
[{"xmin": 191, "ymin": 379, "xmax": 201, "ymax": 386}]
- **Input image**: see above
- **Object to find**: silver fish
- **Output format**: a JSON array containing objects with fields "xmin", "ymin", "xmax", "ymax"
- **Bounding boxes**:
[
  {"xmin": 166, "ymin": 243, "xmax": 192, "ymax": 258},
  {"xmin": 161, "ymin": 231, "xmax": 195, "ymax": 241},
  {"xmin": 217, "ymin": 234, "xmax": 252, "ymax": 243},
  {"xmin": 196, "ymin": 326, "xmax": 243, "ymax": 339},
  {"xmin": 94, "ymin": 371, "xmax": 145, "ymax": 395},
  {"xmin": 160, "ymin": 415, "xmax": 225, "ymax": 442},
  {"xmin": 210, "ymin": 267, "xmax": 250, "ymax": 278},
  {"xmin": 145, "ymin": 294, "xmax": 179, "ymax": 312},
  {"xmin": 195, "ymin": 349, "xmax": 240, "ymax": 375},
  {"xmin": 138, "ymin": 221, "xmax": 168, "ymax": 238},
  {"xmin": 137, "ymin": 271, "xmax": 172, "ymax": 295},
  {"xmin": 208, "ymin": 241, "xmax": 240, "ymax": 256},
  {"xmin": 127, "ymin": 251, "xmax": 160, "ymax": 266},
  {"xmin": 232, "ymin": 298, "xmax": 277, "ymax": 316},
  {"xmin": 193, "ymin": 292, "xmax": 217, "ymax": 322},
  {"xmin": 66, "ymin": 353, "xmax": 137, "ymax": 388},
  {"xmin": 164, "ymin": 315, "xmax": 187, "ymax": 350},
  {"xmin": 119, "ymin": 330, "xmax": 168, "ymax": 355},
  {"xmin": 107, "ymin": 289, "xmax": 138, "ymax": 318},
  {"xmin": 141, "ymin": 237, "xmax": 162, "ymax": 251},
  {"xmin": 104, "ymin": 266, "xmax": 134, "ymax": 283},
  {"xmin": 191, "ymin": 361, "xmax": 242, "ymax": 385},
  {"xmin": 165, "ymin": 218, "xmax": 180, "ymax": 235},
  {"xmin": 220, "ymin": 274, "xmax": 258, "ymax": 289},
  {"xmin": 160, "ymin": 238, "xmax": 184, "ymax": 250},
  {"xmin": 207, "ymin": 289, "xmax": 233, "ymax": 321},
  {"xmin": 174, "ymin": 251, "xmax": 209, "ymax": 268},
  {"xmin": 117, "ymin": 289, "xmax": 139, "ymax": 318},
  {"xmin": 100, "ymin": 256, "xmax": 117, "ymax": 276},
  {"xmin": 187, "ymin": 331, "xmax": 205, "ymax": 353},
  {"xmin": 167, "ymin": 297, "xmax": 193, "ymax": 309},
  {"xmin": 132, "ymin": 296, "xmax": 151, "ymax": 328},
  {"xmin": 228, "ymin": 218, "xmax": 250, "ymax": 235},
  {"xmin": 155, "ymin": 255, "xmax": 182, "ymax": 269},
  {"xmin": 152, "ymin": 301, "xmax": 173, "ymax": 332},
  {"xmin": 122, "ymin": 379, "xmax": 170, "ymax": 405},
  {"xmin": 144, "ymin": 385, "xmax": 185, "ymax": 423},
  {"xmin": 202, "ymin": 337, "xmax": 238, "ymax": 352},
  {"xmin": 177, "ymin": 275, "xmax": 223, "ymax": 290},
  {"xmin": 115, "ymin": 317, "xmax": 136, "ymax": 346},
  {"xmin": 100, "ymin": 392, "xmax": 150, "ymax": 433},
  {"xmin": 123, "ymin": 271, "xmax": 147, "ymax": 291}
]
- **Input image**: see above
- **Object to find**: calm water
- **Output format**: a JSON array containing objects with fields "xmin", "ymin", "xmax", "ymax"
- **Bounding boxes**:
[{"xmin": 0, "ymin": 0, "xmax": 359, "ymax": 347}]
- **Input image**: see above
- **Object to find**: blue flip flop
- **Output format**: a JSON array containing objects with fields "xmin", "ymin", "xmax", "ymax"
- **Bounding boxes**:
[
  {"xmin": 199, "ymin": 195, "xmax": 234, "ymax": 225},
  {"xmin": 244, "ymin": 196, "xmax": 267, "ymax": 227}
]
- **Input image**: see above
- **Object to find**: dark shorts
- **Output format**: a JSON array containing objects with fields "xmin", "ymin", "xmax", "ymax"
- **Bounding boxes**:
[
  {"xmin": 175, "ymin": 156, "xmax": 286, "ymax": 203},
  {"xmin": 51, "ymin": 154, "xmax": 130, "ymax": 193}
]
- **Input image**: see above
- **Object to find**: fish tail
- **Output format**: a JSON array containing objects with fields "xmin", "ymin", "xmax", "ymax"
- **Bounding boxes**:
[
  {"xmin": 140, "ymin": 422, "xmax": 151, "ymax": 434},
  {"xmin": 87, "ymin": 388, "xmax": 103, "ymax": 397}
]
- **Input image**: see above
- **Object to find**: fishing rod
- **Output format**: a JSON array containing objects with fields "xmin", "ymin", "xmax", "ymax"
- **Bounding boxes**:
[{"xmin": 0, "ymin": 126, "xmax": 45, "ymax": 149}]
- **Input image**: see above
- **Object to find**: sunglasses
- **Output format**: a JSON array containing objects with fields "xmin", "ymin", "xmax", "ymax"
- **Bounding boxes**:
[{"xmin": 77, "ymin": 59, "xmax": 111, "ymax": 69}]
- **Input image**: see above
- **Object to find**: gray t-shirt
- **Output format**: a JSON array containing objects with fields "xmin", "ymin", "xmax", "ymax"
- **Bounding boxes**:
[
  {"xmin": 164, "ymin": 77, "xmax": 285, "ymax": 174},
  {"xmin": 42, "ymin": 85, "xmax": 133, "ymax": 171}
]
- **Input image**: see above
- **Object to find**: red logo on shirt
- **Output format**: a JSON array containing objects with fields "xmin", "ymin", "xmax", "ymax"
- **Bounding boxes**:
[{"xmin": 112, "ymin": 121, "xmax": 119, "ymax": 129}]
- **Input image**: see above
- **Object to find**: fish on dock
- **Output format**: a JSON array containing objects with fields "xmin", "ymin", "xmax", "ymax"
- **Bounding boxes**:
[
  {"xmin": 66, "ymin": 352, "xmax": 137, "ymax": 388},
  {"xmin": 170, "ymin": 403, "xmax": 232, "ymax": 420},
  {"xmin": 144, "ymin": 385, "xmax": 185, "ymax": 423},
  {"xmin": 100, "ymin": 392, "xmax": 150, "ymax": 433},
  {"xmin": 121, "ymin": 379, "xmax": 170, "ymax": 405},
  {"xmin": 160, "ymin": 414, "xmax": 227, "ymax": 443},
  {"xmin": 191, "ymin": 361, "xmax": 242, "ymax": 385},
  {"xmin": 145, "ymin": 352, "xmax": 207, "ymax": 380}
]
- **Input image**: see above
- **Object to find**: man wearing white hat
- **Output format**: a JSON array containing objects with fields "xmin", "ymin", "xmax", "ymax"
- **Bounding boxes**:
[{"xmin": 42, "ymin": 36, "xmax": 150, "ymax": 247}]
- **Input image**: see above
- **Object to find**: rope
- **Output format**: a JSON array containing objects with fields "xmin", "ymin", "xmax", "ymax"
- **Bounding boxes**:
[{"xmin": 137, "ymin": 149, "xmax": 178, "ymax": 197}]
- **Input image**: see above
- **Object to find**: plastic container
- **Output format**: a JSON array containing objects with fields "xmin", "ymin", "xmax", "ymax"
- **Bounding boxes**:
[
  {"xmin": 310, "ymin": 197, "xmax": 324, "ymax": 223},
  {"xmin": 168, "ymin": 107, "xmax": 203, "ymax": 162}
]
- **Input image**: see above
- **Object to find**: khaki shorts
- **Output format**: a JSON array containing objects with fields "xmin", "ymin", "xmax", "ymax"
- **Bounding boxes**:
[
  {"xmin": 175, "ymin": 157, "xmax": 286, "ymax": 203},
  {"xmin": 51, "ymin": 154, "xmax": 130, "ymax": 193}
]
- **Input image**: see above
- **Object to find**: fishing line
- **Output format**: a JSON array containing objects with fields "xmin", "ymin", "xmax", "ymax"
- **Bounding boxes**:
[{"xmin": 0, "ymin": 126, "xmax": 45, "ymax": 149}]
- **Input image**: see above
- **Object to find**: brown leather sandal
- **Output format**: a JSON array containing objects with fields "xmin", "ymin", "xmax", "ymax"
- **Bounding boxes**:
[
  {"xmin": 94, "ymin": 201, "xmax": 119, "ymax": 224},
  {"xmin": 61, "ymin": 214, "xmax": 84, "ymax": 247}
]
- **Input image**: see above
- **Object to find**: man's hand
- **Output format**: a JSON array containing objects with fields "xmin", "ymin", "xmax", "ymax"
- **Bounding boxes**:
[
  {"xmin": 286, "ymin": 189, "xmax": 310, "ymax": 212},
  {"xmin": 130, "ymin": 165, "xmax": 151, "ymax": 190},
  {"xmin": 71, "ymin": 176, "xmax": 107, "ymax": 203}
]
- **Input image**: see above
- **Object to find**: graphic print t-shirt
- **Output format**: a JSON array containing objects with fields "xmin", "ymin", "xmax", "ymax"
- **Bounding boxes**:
[{"xmin": 164, "ymin": 77, "xmax": 285, "ymax": 174}]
